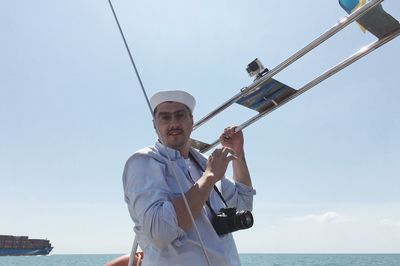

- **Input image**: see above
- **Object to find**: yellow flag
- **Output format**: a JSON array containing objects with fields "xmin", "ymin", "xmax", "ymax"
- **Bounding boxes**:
[{"xmin": 353, "ymin": 0, "xmax": 367, "ymax": 33}]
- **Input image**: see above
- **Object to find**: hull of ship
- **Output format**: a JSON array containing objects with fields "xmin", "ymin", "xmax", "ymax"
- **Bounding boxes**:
[{"xmin": 0, "ymin": 247, "xmax": 53, "ymax": 256}]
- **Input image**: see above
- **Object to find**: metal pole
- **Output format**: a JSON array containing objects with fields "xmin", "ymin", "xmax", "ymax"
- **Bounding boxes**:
[
  {"xmin": 128, "ymin": 235, "xmax": 138, "ymax": 266},
  {"xmin": 200, "ymin": 28, "xmax": 400, "ymax": 153},
  {"xmin": 192, "ymin": 0, "xmax": 384, "ymax": 131}
]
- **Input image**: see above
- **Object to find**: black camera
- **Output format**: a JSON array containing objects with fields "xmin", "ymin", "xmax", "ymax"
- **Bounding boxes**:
[
  {"xmin": 246, "ymin": 58, "xmax": 268, "ymax": 79},
  {"xmin": 212, "ymin": 207, "xmax": 254, "ymax": 236}
]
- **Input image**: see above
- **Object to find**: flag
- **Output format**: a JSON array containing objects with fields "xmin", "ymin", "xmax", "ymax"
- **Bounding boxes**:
[{"xmin": 338, "ymin": 0, "xmax": 367, "ymax": 32}]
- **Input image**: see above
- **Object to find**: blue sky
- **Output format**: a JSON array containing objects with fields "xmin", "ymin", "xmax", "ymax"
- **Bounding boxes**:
[{"xmin": 1, "ymin": 0, "xmax": 399, "ymax": 254}]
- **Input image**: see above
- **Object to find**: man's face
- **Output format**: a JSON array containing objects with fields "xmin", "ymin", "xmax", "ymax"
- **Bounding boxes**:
[{"xmin": 154, "ymin": 102, "xmax": 193, "ymax": 154}]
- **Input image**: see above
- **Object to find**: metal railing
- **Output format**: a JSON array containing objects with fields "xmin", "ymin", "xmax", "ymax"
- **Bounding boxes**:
[{"xmin": 193, "ymin": 0, "xmax": 399, "ymax": 152}]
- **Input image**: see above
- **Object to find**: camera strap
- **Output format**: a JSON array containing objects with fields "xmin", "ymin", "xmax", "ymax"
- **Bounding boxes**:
[{"xmin": 188, "ymin": 152, "xmax": 228, "ymax": 215}]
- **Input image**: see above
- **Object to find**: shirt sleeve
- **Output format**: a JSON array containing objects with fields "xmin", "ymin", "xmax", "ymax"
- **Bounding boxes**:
[
  {"xmin": 220, "ymin": 177, "xmax": 256, "ymax": 211},
  {"xmin": 123, "ymin": 154, "xmax": 186, "ymax": 249}
]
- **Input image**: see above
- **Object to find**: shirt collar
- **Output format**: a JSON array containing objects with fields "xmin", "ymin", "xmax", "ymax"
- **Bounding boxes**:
[
  {"xmin": 154, "ymin": 141, "xmax": 183, "ymax": 160},
  {"xmin": 154, "ymin": 141, "xmax": 207, "ymax": 169}
]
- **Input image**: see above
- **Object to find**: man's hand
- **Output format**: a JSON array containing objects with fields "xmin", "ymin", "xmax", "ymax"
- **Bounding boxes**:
[
  {"xmin": 204, "ymin": 147, "xmax": 234, "ymax": 183},
  {"xmin": 219, "ymin": 126, "xmax": 244, "ymax": 158}
]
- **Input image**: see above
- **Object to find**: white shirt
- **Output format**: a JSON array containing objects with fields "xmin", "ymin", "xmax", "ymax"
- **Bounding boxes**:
[{"xmin": 123, "ymin": 142, "xmax": 256, "ymax": 266}]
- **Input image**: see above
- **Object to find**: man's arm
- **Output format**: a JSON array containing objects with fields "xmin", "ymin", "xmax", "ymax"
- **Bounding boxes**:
[
  {"xmin": 172, "ymin": 147, "xmax": 235, "ymax": 230},
  {"xmin": 220, "ymin": 126, "xmax": 252, "ymax": 187},
  {"xmin": 232, "ymin": 153, "xmax": 252, "ymax": 187},
  {"xmin": 171, "ymin": 172, "xmax": 215, "ymax": 230}
]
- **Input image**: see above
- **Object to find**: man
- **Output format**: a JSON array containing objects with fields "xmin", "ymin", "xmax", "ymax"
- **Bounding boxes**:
[{"xmin": 123, "ymin": 90, "xmax": 256, "ymax": 265}]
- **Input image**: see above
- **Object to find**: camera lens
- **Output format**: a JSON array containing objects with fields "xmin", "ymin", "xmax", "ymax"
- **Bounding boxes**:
[
  {"xmin": 234, "ymin": 210, "xmax": 254, "ymax": 229},
  {"xmin": 247, "ymin": 61, "xmax": 260, "ymax": 72}
]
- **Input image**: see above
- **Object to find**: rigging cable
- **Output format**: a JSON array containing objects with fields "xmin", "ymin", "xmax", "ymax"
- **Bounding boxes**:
[{"xmin": 106, "ymin": 1, "xmax": 212, "ymax": 265}]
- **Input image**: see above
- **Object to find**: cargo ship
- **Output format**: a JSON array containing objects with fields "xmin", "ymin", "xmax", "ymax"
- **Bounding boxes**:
[{"xmin": 0, "ymin": 235, "xmax": 53, "ymax": 256}]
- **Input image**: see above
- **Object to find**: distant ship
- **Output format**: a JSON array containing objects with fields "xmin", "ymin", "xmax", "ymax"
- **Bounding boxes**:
[{"xmin": 0, "ymin": 235, "xmax": 53, "ymax": 256}]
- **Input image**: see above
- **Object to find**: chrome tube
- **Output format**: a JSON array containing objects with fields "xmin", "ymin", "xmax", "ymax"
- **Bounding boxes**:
[
  {"xmin": 128, "ymin": 235, "xmax": 138, "ymax": 266},
  {"xmin": 201, "ymin": 28, "xmax": 400, "ymax": 153},
  {"xmin": 193, "ymin": 0, "xmax": 384, "ymax": 131}
]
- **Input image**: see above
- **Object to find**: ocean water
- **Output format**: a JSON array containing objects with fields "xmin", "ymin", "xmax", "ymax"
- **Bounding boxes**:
[{"xmin": 0, "ymin": 254, "xmax": 399, "ymax": 266}]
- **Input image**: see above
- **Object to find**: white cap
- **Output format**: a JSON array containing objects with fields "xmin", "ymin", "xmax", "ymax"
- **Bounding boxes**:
[{"xmin": 150, "ymin": 90, "xmax": 196, "ymax": 113}]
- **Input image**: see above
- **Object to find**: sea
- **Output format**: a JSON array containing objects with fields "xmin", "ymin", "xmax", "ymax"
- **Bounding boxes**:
[{"xmin": 0, "ymin": 254, "xmax": 399, "ymax": 266}]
